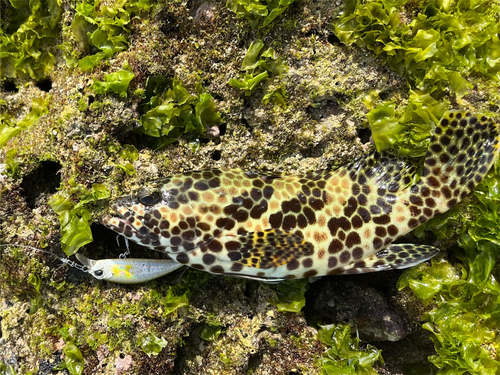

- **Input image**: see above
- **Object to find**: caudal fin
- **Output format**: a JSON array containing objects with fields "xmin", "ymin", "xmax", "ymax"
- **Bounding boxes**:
[{"xmin": 409, "ymin": 111, "xmax": 499, "ymax": 221}]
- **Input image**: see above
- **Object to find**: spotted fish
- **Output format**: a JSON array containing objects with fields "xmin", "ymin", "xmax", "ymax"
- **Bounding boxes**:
[{"xmin": 101, "ymin": 112, "xmax": 499, "ymax": 282}]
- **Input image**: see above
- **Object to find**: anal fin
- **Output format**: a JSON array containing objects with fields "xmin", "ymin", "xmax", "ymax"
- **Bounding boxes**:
[{"xmin": 341, "ymin": 244, "xmax": 439, "ymax": 274}]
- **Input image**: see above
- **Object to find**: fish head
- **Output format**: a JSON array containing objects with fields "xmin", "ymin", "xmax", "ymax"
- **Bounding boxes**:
[{"xmin": 100, "ymin": 177, "xmax": 203, "ymax": 253}]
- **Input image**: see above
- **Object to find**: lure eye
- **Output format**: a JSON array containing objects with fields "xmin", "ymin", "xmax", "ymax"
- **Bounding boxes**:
[
  {"xmin": 94, "ymin": 269, "xmax": 104, "ymax": 277},
  {"xmin": 138, "ymin": 190, "xmax": 161, "ymax": 206}
]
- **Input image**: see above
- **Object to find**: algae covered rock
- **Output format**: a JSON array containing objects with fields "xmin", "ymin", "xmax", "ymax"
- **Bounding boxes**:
[{"xmin": 1, "ymin": 0, "xmax": 500, "ymax": 374}]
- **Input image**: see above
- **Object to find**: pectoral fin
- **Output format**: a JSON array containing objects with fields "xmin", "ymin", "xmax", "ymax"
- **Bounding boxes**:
[{"xmin": 222, "ymin": 229, "xmax": 314, "ymax": 269}]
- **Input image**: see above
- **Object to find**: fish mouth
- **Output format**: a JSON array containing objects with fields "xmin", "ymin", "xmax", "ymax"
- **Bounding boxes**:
[{"xmin": 100, "ymin": 196, "xmax": 141, "ymax": 238}]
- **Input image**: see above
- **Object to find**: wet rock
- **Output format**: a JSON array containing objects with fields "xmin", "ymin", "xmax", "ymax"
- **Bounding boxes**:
[
  {"xmin": 304, "ymin": 275, "xmax": 410, "ymax": 342},
  {"xmin": 375, "ymin": 329, "xmax": 437, "ymax": 374},
  {"xmin": 193, "ymin": 3, "xmax": 217, "ymax": 28}
]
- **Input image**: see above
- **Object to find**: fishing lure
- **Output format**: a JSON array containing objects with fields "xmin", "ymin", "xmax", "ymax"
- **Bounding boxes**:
[
  {"xmin": 0, "ymin": 245, "xmax": 184, "ymax": 284},
  {"xmin": 101, "ymin": 111, "xmax": 499, "ymax": 282},
  {"xmin": 74, "ymin": 253, "xmax": 184, "ymax": 284}
]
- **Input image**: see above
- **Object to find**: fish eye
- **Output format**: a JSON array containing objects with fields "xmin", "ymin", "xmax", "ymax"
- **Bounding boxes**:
[{"xmin": 138, "ymin": 190, "xmax": 161, "ymax": 206}]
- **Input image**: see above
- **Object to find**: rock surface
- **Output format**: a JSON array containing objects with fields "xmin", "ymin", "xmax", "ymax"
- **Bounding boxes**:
[{"xmin": 1, "ymin": 0, "xmax": 496, "ymax": 374}]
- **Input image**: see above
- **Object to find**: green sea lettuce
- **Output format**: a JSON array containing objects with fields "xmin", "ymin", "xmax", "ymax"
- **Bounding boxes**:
[
  {"xmin": 115, "ymin": 144, "xmax": 139, "ymax": 175},
  {"xmin": 0, "ymin": 362, "xmax": 16, "ymax": 375},
  {"xmin": 339, "ymin": 1, "xmax": 500, "ymax": 372},
  {"xmin": 200, "ymin": 325, "xmax": 222, "ymax": 341},
  {"xmin": 332, "ymin": 0, "xmax": 500, "ymax": 95},
  {"xmin": 317, "ymin": 324, "xmax": 384, "ymax": 374},
  {"xmin": 3, "ymin": 148, "xmax": 20, "ymax": 178},
  {"xmin": 229, "ymin": 39, "xmax": 288, "ymax": 96},
  {"xmin": 226, "ymin": 0, "xmax": 295, "ymax": 29},
  {"xmin": 0, "ymin": 0, "xmax": 61, "ymax": 79},
  {"xmin": 49, "ymin": 183, "xmax": 111, "ymax": 256},
  {"xmin": 66, "ymin": 0, "xmax": 151, "ymax": 71},
  {"xmin": 271, "ymin": 278, "xmax": 309, "ymax": 312},
  {"xmin": 138, "ymin": 76, "xmax": 221, "ymax": 150},
  {"xmin": 262, "ymin": 86, "xmax": 287, "ymax": 107},
  {"xmin": 398, "ymin": 167, "xmax": 500, "ymax": 373},
  {"xmin": 137, "ymin": 333, "xmax": 168, "ymax": 357},
  {"xmin": 399, "ymin": 242, "xmax": 500, "ymax": 374},
  {"xmin": 27, "ymin": 273, "xmax": 43, "ymax": 314},
  {"xmin": 367, "ymin": 90, "xmax": 446, "ymax": 156},
  {"xmin": 90, "ymin": 62, "xmax": 135, "ymax": 97},
  {"xmin": 54, "ymin": 341, "xmax": 85, "ymax": 375},
  {"xmin": 162, "ymin": 285, "xmax": 189, "ymax": 316},
  {"xmin": 0, "ymin": 95, "xmax": 51, "ymax": 148}
]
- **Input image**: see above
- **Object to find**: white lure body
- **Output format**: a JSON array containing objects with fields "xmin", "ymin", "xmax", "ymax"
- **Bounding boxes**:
[{"xmin": 75, "ymin": 254, "xmax": 184, "ymax": 284}]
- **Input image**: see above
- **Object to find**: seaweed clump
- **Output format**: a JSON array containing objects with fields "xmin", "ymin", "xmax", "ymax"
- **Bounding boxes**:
[
  {"xmin": 229, "ymin": 38, "xmax": 288, "ymax": 97},
  {"xmin": 137, "ymin": 76, "xmax": 222, "ymax": 151},
  {"xmin": 367, "ymin": 90, "xmax": 446, "ymax": 156},
  {"xmin": 226, "ymin": 0, "xmax": 295, "ymax": 29},
  {"xmin": 0, "ymin": 95, "xmax": 51, "ymax": 147},
  {"xmin": 49, "ymin": 183, "xmax": 110, "ymax": 256},
  {"xmin": 398, "ymin": 170, "xmax": 500, "ymax": 374},
  {"xmin": 90, "ymin": 62, "xmax": 135, "ymax": 98},
  {"xmin": 0, "ymin": 0, "xmax": 61, "ymax": 79},
  {"xmin": 61, "ymin": 0, "xmax": 151, "ymax": 71},
  {"xmin": 333, "ymin": 0, "xmax": 500, "ymax": 96},
  {"xmin": 317, "ymin": 324, "xmax": 384, "ymax": 374}
]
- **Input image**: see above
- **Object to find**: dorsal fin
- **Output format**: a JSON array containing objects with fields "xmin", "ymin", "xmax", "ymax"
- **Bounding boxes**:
[{"xmin": 344, "ymin": 151, "xmax": 420, "ymax": 193}]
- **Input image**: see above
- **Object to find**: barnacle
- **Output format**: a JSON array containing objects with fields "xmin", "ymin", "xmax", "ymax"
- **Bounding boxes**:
[{"xmin": 194, "ymin": 3, "xmax": 217, "ymax": 28}]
